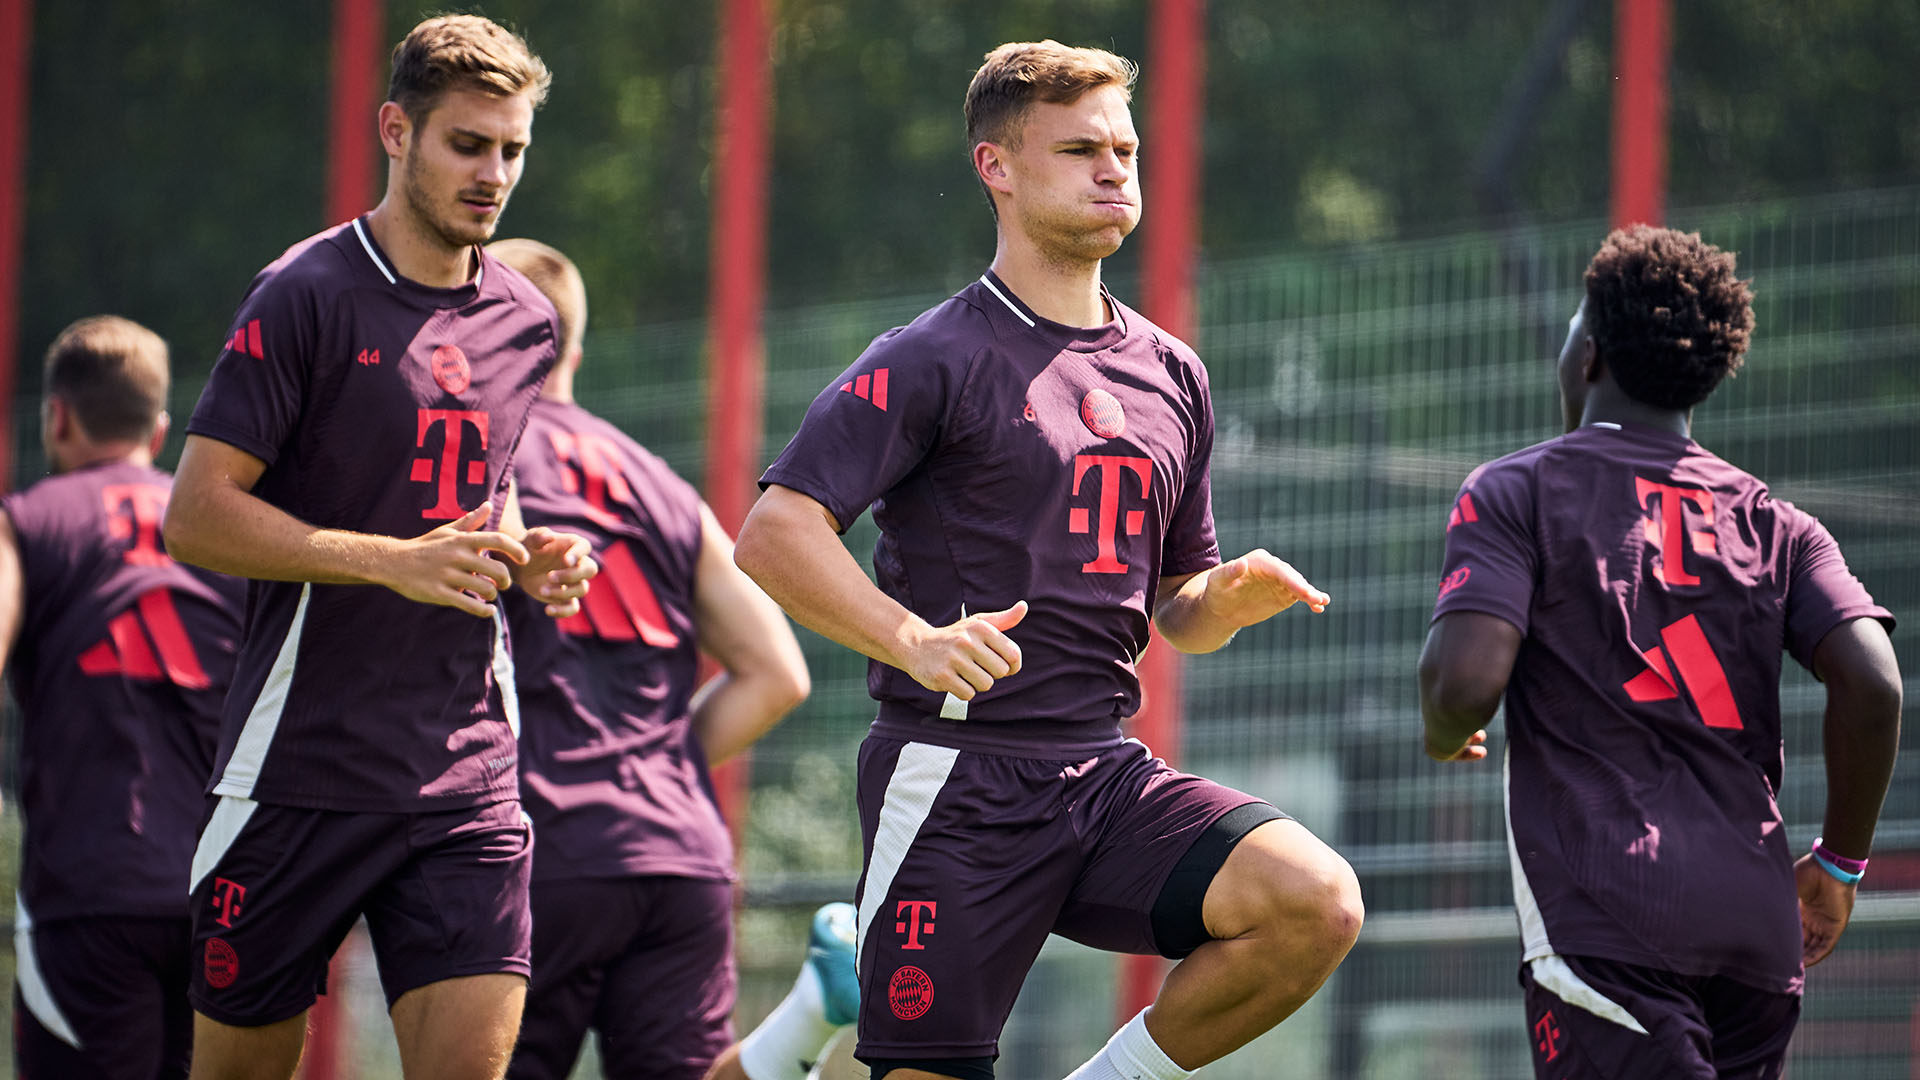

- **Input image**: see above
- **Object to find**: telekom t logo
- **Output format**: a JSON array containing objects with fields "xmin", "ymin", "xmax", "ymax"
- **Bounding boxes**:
[
  {"xmin": 210, "ymin": 878, "xmax": 247, "ymax": 929},
  {"xmin": 1532, "ymin": 1009, "xmax": 1562, "ymax": 1062},
  {"xmin": 895, "ymin": 900, "xmax": 937, "ymax": 950},
  {"xmin": 413, "ymin": 409, "xmax": 491, "ymax": 519},
  {"xmin": 1069, "ymin": 454, "xmax": 1153, "ymax": 574},
  {"xmin": 548, "ymin": 429, "xmax": 638, "ymax": 529},
  {"xmin": 102, "ymin": 484, "xmax": 171, "ymax": 566},
  {"xmin": 1636, "ymin": 477, "xmax": 1715, "ymax": 586}
]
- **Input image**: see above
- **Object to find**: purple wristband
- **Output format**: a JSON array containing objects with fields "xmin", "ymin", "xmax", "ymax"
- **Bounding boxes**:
[{"xmin": 1813, "ymin": 837, "xmax": 1869, "ymax": 875}]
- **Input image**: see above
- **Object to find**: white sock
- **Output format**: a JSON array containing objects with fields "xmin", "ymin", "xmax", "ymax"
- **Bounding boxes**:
[
  {"xmin": 1063, "ymin": 1008, "xmax": 1194, "ymax": 1080},
  {"xmin": 737, "ymin": 958, "xmax": 848, "ymax": 1080}
]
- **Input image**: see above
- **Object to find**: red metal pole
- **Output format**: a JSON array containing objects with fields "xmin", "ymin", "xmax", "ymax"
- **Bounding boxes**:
[
  {"xmin": 703, "ymin": 0, "xmax": 773, "ymax": 841},
  {"xmin": 327, "ymin": 0, "xmax": 384, "ymax": 226},
  {"xmin": 1122, "ymin": 0, "xmax": 1205, "ymax": 1027},
  {"xmin": 1609, "ymin": 0, "xmax": 1671, "ymax": 228},
  {"xmin": 0, "ymin": 0, "xmax": 32, "ymax": 492}
]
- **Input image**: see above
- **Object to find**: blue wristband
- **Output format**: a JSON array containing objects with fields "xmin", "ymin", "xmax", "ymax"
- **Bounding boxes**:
[{"xmin": 1810, "ymin": 846, "xmax": 1865, "ymax": 886}]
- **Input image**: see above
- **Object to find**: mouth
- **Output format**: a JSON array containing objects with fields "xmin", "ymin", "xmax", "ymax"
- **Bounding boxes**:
[{"xmin": 460, "ymin": 196, "xmax": 501, "ymax": 215}]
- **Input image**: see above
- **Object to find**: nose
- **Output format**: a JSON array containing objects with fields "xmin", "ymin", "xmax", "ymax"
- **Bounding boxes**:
[
  {"xmin": 1094, "ymin": 148, "xmax": 1131, "ymax": 186},
  {"xmin": 477, "ymin": 149, "xmax": 510, "ymax": 188}
]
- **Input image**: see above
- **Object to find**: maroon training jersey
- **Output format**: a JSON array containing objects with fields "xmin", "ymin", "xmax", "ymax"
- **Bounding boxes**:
[
  {"xmin": 186, "ymin": 217, "xmax": 558, "ymax": 811},
  {"xmin": 2, "ymin": 462, "xmax": 244, "ymax": 920},
  {"xmin": 1432, "ymin": 422, "xmax": 1894, "ymax": 993},
  {"xmin": 505, "ymin": 399, "xmax": 732, "ymax": 883},
  {"xmin": 761, "ymin": 271, "xmax": 1219, "ymax": 754}
]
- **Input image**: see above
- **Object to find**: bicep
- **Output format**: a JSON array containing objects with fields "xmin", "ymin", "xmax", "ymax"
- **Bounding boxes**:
[
  {"xmin": 174, "ymin": 435, "xmax": 270, "ymax": 497},
  {"xmin": 1811, "ymin": 616, "xmax": 1902, "ymax": 700},
  {"xmin": 1419, "ymin": 611, "xmax": 1524, "ymax": 712},
  {"xmin": 0, "ymin": 510, "xmax": 23, "ymax": 671}
]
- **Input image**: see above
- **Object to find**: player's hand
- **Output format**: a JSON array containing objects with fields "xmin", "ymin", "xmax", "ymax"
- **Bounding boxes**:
[
  {"xmin": 1426, "ymin": 728, "xmax": 1488, "ymax": 763},
  {"xmin": 901, "ymin": 602, "xmax": 1027, "ymax": 701},
  {"xmin": 1202, "ymin": 549, "xmax": 1330, "ymax": 626},
  {"xmin": 1795, "ymin": 854, "xmax": 1857, "ymax": 966},
  {"xmin": 385, "ymin": 502, "xmax": 529, "ymax": 618},
  {"xmin": 513, "ymin": 526, "xmax": 598, "ymax": 618}
]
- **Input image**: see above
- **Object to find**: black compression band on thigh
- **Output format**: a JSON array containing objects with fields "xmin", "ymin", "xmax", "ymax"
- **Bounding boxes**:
[
  {"xmin": 1149, "ymin": 801, "xmax": 1290, "ymax": 959},
  {"xmin": 859, "ymin": 1055, "xmax": 996, "ymax": 1080}
]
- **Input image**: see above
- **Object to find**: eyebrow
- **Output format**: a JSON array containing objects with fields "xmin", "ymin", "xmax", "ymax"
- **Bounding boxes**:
[
  {"xmin": 1053, "ymin": 135, "xmax": 1138, "ymax": 148},
  {"xmin": 449, "ymin": 127, "xmax": 529, "ymax": 147}
]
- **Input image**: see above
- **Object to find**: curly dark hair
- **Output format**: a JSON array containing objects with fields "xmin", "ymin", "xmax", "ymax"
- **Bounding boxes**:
[{"xmin": 1583, "ymin": 225, "xmax": 1755, "ymax": 410}]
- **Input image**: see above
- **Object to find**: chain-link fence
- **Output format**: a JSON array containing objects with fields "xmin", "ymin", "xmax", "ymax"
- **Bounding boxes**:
[{"xmin": 3, "ymin": 186, "xmax": 1915, "ymax": 1077}]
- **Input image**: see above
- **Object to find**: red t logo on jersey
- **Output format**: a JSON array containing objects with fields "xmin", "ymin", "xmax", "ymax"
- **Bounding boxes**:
[
  {"xmin": 1635, "ymin": 477, "xmax": 1715, "ymax": 586},
  {"xmin": 548, "ymin": 430, "xmax": 639, "ymax": 530},
  {"xmin": 102, "ymin": 483, "xmax": 171, "ymax": 566},
  {"xmin": 412, "ymin": 409, "xmax": 491, "ymax": 519},
  {"xmin": 1069, "ymin": 454, "xmax": 1153, "ymax": 574},
  {"xmin": 895, "ymin": 900, "xmax": 937, "ymax": 950}
]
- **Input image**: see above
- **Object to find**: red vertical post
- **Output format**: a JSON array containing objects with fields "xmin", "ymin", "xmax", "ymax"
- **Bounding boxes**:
[
  {"xmin": 1121, "ymin": 0, "xmax": 1205, "ymax": 1027},
  {"xmin": 1609, "ymin": 0, "xmax": 1671, "ymax": 228},
  {"xmin": 703, "ymin": 0, "xmax": 773, "ymax": 840},
  {"xmin": 327, "ymin": 0, "xmax": 384, "ymax": 226},
  {"xmin": 0, "ymin": 0, "xmax": 32, "ymax": 492}
]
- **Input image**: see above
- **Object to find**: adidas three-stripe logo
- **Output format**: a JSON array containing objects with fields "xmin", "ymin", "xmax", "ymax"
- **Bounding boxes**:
[
  {"xmin": 226, "ymin": 319, "xmax": 264, "ymax": 359},
  {"xmin": 76, "ymin": 588, "xmax": 213, "ymax": 689},
  {"xmin": 838, "ymin": 367, "xmax": 889, "ymax": 411}
]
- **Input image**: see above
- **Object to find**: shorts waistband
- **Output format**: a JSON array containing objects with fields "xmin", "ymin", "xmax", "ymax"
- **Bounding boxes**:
[{"xmin": 870, "ymin": 703, "xmax": 1126, "ymax": 759}]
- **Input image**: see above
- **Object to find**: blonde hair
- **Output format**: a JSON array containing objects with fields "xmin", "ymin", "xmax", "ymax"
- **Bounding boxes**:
[
  {"xmin": 487, "ymin": 238, "xmax": 586, "ymax": 354},
  {"xmin": 43, "ymin": 315, "xmax": 169, "ymax": 442},
  {"xmin": 964, "ymin": 40, "xmax": 1136, "ymax": 151},
  {"xmin": 388, "ymin": 14, "xmax": 552, "ymax": 121}
]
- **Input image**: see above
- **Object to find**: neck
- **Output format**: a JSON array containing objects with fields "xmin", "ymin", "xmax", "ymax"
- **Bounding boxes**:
[
  {"xmin": 364, "ymin": 199, "xmax": 475, "ymax": 289},
  {"xmin": 988, "ymin": 229, "xmax": 1109, "ymax": 328},
  {"xmin": 1580, "ymin": 383, "xmax": 1691, "ymax": 437},
  {"xmin": 540, "ymin": 364, "xmax": 576, "ymax": 404},
  {"xmin": 55, "ymin": 443, "xmax": 150, "ymax": 474}
]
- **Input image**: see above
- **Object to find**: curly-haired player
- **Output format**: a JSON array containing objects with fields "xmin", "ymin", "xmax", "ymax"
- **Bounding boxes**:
[{"xmin": 1419, "ymin": 226, "xmax": 1901, "ymax": 1080}]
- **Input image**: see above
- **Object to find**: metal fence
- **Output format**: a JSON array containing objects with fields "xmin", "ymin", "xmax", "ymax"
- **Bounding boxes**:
[{"xmin": 3, "ymin": 185, "xmax": 1915, "ymax": 1077}]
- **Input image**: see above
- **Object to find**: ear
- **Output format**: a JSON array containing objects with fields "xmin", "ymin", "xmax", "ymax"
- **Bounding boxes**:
[
  {"xmin": 378, "ymin": 100, "xmax": 412, "ymax": 160},
  {"xmin": 1582, "ymin": 335, "xmax": 1602, "ymax": 384},
  {"xmin": 45, "ymin": 396, "xmax": 71, "ymax": 441},
  {"xmin": 561, "ymin": 342, "xmax": 584, "ymax": 375},
  {"xmin": 147, "ymin": 411, "xmax": 171, "ymax": 460},
  {"xmin": 973, "ymin": 141, "xmax": 1014, "ymax": 197}
]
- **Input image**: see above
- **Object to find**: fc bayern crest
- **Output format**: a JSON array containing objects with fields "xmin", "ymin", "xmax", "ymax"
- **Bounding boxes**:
[
  {"xmin": 888, "ymin": 965, "xmax": 935, "ymax": 1020},
  {"xmin": 1081, "ymin": 388, "xmax": 1125, "ymax": 439},
  {"xmin": 431, "ymin": 344, "xmax": 472, "ymax": 395}
]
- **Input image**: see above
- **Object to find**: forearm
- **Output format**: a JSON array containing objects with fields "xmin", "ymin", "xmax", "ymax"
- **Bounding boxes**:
[
  {"xmin": 1818, "ymin": 687, "xmax": 1902, "ymax": 859},
  {"xmin": 164, "ymin": 480, "xmax": 400, "ymax": 587},
  {"xmin": 734, "ymin": 496, "xmax": 926, "ymax": 671},
  {"xmin": 689, "ymin": 669, "xmax": 807, "ymax": 766},
  {"xmin": 1152, "ymin": 566, "xmax": 1236, "ymax": 654}
]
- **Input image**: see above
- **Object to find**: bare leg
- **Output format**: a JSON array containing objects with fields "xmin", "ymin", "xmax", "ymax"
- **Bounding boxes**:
[
  {"xmin": 186, "ymin": 1010, "xmax": 307, "ymax": 1080},
  {"xmin": 390, "ymin": 973, "xmax": 528, "ymax": 1080},
  {"xmin": 1144, "ymin": 818, "xmax": 1364, "ymax": 1067}
]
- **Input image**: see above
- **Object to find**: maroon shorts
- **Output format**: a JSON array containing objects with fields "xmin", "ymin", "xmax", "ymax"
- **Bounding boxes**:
[
  {"xmin": 12, "ymin": 915, "xmax": 193, "ymax": 1080},
  {"xmin": 1520, "ymin": 954, "xmax": 1800, "ymax": 1080},
  {"xmin": 507, "ymin": 875, "xmax": 736, "ymax": 1080},
  {"xmin": 852, "ymin": 734, "xmax": 1273, "ymax": 1061},
  {"xmin": 186, "ymin": 796, "xmax": 533, "ymax": 1027}
]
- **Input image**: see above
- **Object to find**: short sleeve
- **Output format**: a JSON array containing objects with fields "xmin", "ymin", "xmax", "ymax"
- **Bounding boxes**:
[
  {"xmin": 185, "ymin": 272, "xmax": 319, "ymax": 467},
  {"xmin": 1162, "ymin": 366, "xmax": 1219, "ymax": 576},
  {"xmin": 757, "ymin": 330, "xmax": 962, "ymax": 533},
  {"xmin": 1430, "ymin": 462, "xmax": 1537, "ymax": 634},
  {"xmin": 1783, "ymin": 511, "xmax": 1895, "ymax": 673}
]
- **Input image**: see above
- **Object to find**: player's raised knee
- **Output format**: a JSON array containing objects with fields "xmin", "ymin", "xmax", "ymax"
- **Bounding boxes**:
[{"xmin": 1215, "ymin": 820, "xmax": 1363, "ymax": 948}]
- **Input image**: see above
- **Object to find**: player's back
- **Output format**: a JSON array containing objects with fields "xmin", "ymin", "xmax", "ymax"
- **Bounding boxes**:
[
  {"xmin": 2, "ymin": 462, "xmax": 243, "ymax": 921},
  {"xmin": 1437, "ymin": 422, "xmax": 1889, "ymax": 992},
  {"xmin": 506, "ymin": 399, "xmax": 731, "ymax": 882}
]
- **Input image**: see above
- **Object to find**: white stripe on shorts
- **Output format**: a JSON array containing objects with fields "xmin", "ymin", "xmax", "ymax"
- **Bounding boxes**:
[
  {"xmin": 856, "ymin": 742, "xmax": 960, "ymax": 975},
  {"xmin": 190, "ymin": 795, "xmax": 261, "ymax": 896},
  {"xmin": 1530, "ymin": 955, "xmax": 1650, "ymax": 1034},
  {"xmin": 13, "ymin": 897, "xmax": 83, "ymax": 1049}
]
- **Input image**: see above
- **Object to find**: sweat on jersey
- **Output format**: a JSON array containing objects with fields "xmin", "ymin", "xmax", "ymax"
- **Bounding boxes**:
[
  {"xmin": 505, "ymin": 398, "xmax": 733, "ymax": 884},
  {"xmin": 1432, "ymin": 422, "xmax": 1894, "ymax": 993},
  {"xmin": 3, "ymin": 462, "xmax": 244, "ymax": 920},
  {"xmin": 760, "ymin": 271, "xmax": 1220, "ymax": 756},
  {"xmin": 186, "ymin": 217, "xmax": 559, "ymax": 812}
]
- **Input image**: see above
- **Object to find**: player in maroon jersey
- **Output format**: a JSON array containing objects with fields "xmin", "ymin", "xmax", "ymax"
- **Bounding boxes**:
[
  {"xmin": 734, "ymin": 41, "xmax": 1363, "ymax": 1080},
  {"xmin": 484, "ymin": 238, "xmax": 825, "ymax": 1080},
  {"xmin": 0, "ymin": 316, "xmax": 243, "ymax": 1079},
  {"xmin": 1420, "ymin": 226, "xmax": 1902, "ymax": 1079},
  {"xmin": 163, "ymin": 17, "xmax": 596, "ymax": 1080}
]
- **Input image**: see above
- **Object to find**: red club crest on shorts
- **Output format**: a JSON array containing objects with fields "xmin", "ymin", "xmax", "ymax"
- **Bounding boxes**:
[
  {"xmin": 431, "ymin": 344, "xmax": 472, "ymax": 395},
  {"xmin": 1081, "ymin": 388, "xmax": 1125, "ymax": 439},
  {"xmin": 205, "ymin": 938, "xmax": 239, "ymax": 989},
  {"xmin": 888, "ymin": 965, "xmax": 934, "ymax": 1021}
]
